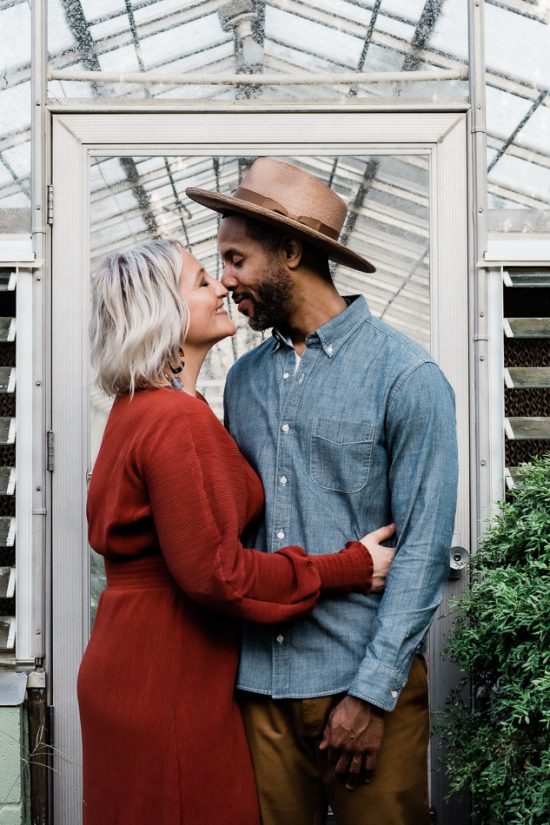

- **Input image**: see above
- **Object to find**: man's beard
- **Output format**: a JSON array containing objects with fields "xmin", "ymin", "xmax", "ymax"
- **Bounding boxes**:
[{"xmin": 244, "ymin": 261, "xmax": 293, "ymax": 332}]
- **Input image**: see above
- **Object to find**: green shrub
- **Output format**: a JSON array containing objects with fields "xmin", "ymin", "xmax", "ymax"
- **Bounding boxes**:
[{"xmin": 443, "ymin": 454, "xmax": 550, "ymax": 825}]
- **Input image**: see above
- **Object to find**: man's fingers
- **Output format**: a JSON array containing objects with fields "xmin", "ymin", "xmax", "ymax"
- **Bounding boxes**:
[
  {"xmin": 364, "ymin": 750, "xmax": 378, "ymax": 775},
  {"xmin": 334, "ymin": 752, "xmax": 351, "ymax": 777},
  {"xmin": 325, "ymin": 746, "xmax": 339, "ymax": 766},
  {"xmin": 344, "ymin": 753, "xmax": 363, "ymax": 791}
]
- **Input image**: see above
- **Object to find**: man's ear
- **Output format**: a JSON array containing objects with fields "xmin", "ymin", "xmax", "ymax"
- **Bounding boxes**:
[{"xmin": 281, "ymin": 236, "xmax": 303, "ymax": 270}]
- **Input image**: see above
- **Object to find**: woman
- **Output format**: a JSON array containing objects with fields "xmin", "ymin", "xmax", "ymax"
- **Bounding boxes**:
[{"xmin": 78, "ymin": 239, "xmax": 396, "ymax": 825}]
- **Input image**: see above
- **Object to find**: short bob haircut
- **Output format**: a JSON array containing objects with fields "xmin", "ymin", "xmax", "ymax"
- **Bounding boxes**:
[{"xmin": 90, "ymin": 239, "xmax": 189, "ymax": 396}]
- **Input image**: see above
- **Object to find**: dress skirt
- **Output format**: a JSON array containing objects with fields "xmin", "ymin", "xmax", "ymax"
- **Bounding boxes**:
[{"xmin": 77, "ymin": 555, "xmax": 261, "ymax": 825}]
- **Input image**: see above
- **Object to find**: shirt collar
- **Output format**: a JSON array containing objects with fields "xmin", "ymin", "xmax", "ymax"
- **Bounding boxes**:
[{"xmin": 272, "ymin": 295, "xmax": 371, "ymax": 357}]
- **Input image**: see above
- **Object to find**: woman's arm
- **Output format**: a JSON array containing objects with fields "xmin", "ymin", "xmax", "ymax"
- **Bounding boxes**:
[{"xmin": 143, "ymin": 405, "xmax": 375, "ymax": 623}]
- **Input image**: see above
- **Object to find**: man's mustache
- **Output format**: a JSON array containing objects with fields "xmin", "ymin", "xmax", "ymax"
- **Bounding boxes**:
[{"xmin": 232, "ymin": 292, "xmax": 254, "ymax": 305}]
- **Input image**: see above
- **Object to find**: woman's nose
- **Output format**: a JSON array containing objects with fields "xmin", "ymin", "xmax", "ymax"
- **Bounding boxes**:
[{"xmin": 213, "ymin": 277, "xmax": 229, "ymax": 298}]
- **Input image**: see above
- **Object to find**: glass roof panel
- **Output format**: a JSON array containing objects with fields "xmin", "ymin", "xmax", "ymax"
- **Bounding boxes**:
[
  {"xmin": 485, "ymin": 0, "xmax": 550, "ymax": 233},
  {"xmin": 45, "ymin": 0, "xmax": 468, "ymax": 102},
  {"xmin": 0, "ymin": 0, "xmax": 548, "ymax": 238},
  {"xmin": 0, "ymin": 0, "xmax": 30, "ymax": 232}
]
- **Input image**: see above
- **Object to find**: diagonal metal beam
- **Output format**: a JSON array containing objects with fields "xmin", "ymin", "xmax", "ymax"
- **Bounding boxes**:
[
  {"xmin": 356, "ymin": 0, "xmax": 383, "ymax": 72},
  {"xmin": 163, "ymin": 158, "xmax": 191, "ymax": 246},
  {"xmin": 124, "ymin": 0, "xmax": 148, "ymax": 76},
  {"xmin": 402, "ymin": 0, "xmax": 444, "ymax": 72},
  {"xmin": 0, "ymin": 153, "xmax": 30, "ymax": 200},
  {"xmin": 347, "ymin": 0, "xmax": 382, "ymax": 97},
  {"xmin": 60, "ymin": 0, "xmax": 160, "ymax": 237},
  {"xmin": 380, "ymin": 245, "xmax": 429, "ymax": 319},
  {"xmin": 119, "ymin": 158, "xmax": 159, "ymax": 236},
  {"xmin": 487, "ymin": 90, "xmax": 547, "ymax": 173},
  {"xmin": 60, "ymin": 0, "xmax": 101, "ymax": 93},
  {"xmin": 339, "ymin": 159, "xmax": 379, "ymax": 249}
]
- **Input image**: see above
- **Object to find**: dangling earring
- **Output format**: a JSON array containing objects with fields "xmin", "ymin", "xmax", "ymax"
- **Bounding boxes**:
[
  {"xmin": 166, "ymin": 347, "xmax": 185, "ymax": 390},
  {"xmin": 169, "ymin": 347, "xmax": 185, "ymax": 375}
]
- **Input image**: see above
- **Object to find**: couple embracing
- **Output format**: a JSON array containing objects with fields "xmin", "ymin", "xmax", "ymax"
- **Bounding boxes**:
[{"xmin": 78, "ymin": 159, "xmax": 458, "ymax": 825}]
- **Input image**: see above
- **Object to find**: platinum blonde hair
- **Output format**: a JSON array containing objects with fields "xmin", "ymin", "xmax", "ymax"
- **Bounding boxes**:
[{"xmin": 90, "ymin": 239, "xmax": 189, "ymax": 396}]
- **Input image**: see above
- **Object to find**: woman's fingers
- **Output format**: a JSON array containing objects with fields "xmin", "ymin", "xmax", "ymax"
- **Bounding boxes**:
[
  {"xmin": 359, "ymin": 523, "xmax": 396, "ymax": 548},
  {"xmin": 359, "ymin": 523, "xmax": 397, "ymax": 589},
  {"xmin": 370, "ymin": 523, "xmax": 396, "ymax": 542}
]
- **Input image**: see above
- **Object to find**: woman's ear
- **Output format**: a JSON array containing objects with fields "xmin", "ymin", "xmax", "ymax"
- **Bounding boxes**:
[{"xmin": 281, "ymin": 236, "xmax": 303, "ymax": 270}]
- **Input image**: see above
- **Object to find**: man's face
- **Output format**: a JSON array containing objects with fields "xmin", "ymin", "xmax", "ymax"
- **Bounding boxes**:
[{"xmin": 219, "ymin": 215, "xmax": 293, "ymax": 332}]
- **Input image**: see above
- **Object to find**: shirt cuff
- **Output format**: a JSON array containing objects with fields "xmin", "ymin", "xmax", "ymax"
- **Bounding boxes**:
[
  {"xmin": 311, "ymin": 541, "xmax": 373, "ymax": 594},
  {"xmin": 348, "ymin": 657, "xmax": 410, "ymax": 712}
]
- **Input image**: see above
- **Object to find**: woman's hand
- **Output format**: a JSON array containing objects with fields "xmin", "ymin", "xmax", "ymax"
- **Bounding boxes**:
[{"xmin": 359, "ymin": 524, "xmax": 396, "ymax": 593}]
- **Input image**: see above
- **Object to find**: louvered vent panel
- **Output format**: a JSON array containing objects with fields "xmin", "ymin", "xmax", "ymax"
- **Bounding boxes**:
[
  {"xmin": 0, "ymin": 268, "xmax": 16, "ymax": 653},
  {"xmin": 503, "ymin": 269, "xmax": 550, "ymax": 490}
]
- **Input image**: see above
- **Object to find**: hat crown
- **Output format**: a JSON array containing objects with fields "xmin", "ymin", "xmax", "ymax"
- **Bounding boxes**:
[
  {"xmin": 237, "ymin": 158, "xmax": 348, "ymax": 239},
  {"xmin": 184, "ymin": 158, "xmax": 375, "ymax": 273}
]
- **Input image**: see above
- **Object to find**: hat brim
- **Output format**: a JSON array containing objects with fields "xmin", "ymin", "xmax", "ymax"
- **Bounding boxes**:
[{"xmin": 185, "ymin": 188, "xmax": 376, "ymax": 274}]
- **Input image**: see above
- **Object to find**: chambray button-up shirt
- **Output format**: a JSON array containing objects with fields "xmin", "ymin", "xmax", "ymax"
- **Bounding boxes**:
[{"xmin": 224, "ymin": 296, "xmax": 458, "ymax": 712}]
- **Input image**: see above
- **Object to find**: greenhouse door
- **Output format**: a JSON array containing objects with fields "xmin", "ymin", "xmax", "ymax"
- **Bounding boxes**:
[{"xmin": 50, "ymin": 110, "xmax": 470, "ymax": 824}]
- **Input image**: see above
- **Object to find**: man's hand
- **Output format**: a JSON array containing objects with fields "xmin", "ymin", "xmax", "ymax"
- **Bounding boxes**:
[{"xmin": 319, "ymin": 695, "xmax": 385, "ymax": 790}]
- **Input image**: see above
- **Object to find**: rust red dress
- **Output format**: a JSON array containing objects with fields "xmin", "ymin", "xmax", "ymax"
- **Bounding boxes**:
[{"xmin": 78, "ymin": 388, "xmax": 372, "ymax": 825}]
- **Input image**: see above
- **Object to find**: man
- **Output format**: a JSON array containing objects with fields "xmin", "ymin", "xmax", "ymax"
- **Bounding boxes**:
[{"xmin": 186, "ymin": 159, "xmax": 458, "ymax": 825}]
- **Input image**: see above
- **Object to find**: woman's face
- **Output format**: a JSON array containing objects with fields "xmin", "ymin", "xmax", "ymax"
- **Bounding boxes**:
[{"xmin": 178, "ymin": 249, "xmax": 236, "ymax": 347}]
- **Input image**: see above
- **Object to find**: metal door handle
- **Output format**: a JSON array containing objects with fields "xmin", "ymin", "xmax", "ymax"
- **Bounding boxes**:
[{"xmin": 449, "ymin": 546, "xmax": 469, "ymax": 580}]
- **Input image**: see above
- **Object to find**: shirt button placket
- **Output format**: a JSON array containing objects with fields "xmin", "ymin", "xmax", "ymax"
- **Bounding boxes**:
[{"xmin": 273, "ymin": 347, "xmax": 310, "ymax": 695}]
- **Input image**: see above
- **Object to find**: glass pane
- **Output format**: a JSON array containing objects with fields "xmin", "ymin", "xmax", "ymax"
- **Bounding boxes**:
[
  {"xmin": 88, "ymin": 151, "xmax": 430, "ymax": 618},
  {"xmin": 0, "ymin": 0, "xmax": 31, "ymax": 232},
  {"xmin": 485, "ymin": 2, "xmax": 550, "ymax": 234},
  {"xmin": 48, "ymin": 0, "xmax": 468, "ymax": 104}
]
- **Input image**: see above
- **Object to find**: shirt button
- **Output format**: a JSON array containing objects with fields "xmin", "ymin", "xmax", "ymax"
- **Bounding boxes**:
[
  {"xmin": 279, "ymin": 475, "xmax": 288, "ymax": 485},
  {"xmin": 277, "ymin": 530, "xmax": 285, "ymax": 539},
  {"xmin": 391, "ymin": 690, "xmax": 398, "ymax": 699},
  {"xmin": 327, "ymin": 345, "xmax": 334, "ymax": 355},
  {"xmin": 276, "ymin": 634, "xmax": 284, "ymax": 644},
  {"xmin": 281, "ymin": 423, "xmax": 289, "ymax": 433},
  {"xmin": 283, "ymin": 372, "xmax": 290, "ymax": 380},
  {"xmin": 297, "ymin": 374, "xmax": 304, "ymax": 384}
]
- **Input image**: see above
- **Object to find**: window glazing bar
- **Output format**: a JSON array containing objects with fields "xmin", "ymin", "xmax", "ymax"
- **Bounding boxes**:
[{"xmin": 49, "ymin": 68, "xmax": 468, "ymax": 86}]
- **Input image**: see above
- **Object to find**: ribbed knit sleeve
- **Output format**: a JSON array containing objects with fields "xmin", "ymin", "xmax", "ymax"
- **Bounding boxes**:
[
  {"xmin": 142, "ymin": 402, "xmax": 372, "ymax": 623},
  {"xmin": 312, "ymin": 541, "xmax": 374, "ymax": 595}
]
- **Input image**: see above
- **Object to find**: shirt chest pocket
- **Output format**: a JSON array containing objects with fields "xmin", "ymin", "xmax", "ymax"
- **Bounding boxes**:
[{"xmin": 310, "ymin": 418, "xmax": 375, "ymax": 493}]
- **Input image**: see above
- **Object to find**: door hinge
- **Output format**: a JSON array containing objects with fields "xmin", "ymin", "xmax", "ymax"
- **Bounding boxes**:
[
  {"xmin": 47, "ymin": 184, "xmax": 54, "ymax": 226},
  {"xmin": 46, "ymin": 430, "xmax": 54, "ymax": 472}
]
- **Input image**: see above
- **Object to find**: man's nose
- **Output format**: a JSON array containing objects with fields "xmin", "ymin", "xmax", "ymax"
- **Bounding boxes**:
[{"xmin": 221, "ymin": 268, "xmax": 237, "ymax": 290}]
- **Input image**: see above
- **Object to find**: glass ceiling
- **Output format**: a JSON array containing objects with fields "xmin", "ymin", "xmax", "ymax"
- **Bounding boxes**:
[{"xmin": 0, "ymin": 0, "xmax": 549, "ymax": 236}]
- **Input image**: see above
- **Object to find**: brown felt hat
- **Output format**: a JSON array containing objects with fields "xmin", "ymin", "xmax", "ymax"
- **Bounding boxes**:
[{"xmin": 186, "ymin": 158, "xmax": 375, "ymax": 274}]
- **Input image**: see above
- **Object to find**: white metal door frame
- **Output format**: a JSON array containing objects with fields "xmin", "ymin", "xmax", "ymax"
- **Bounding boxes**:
[{"xmin": 51, "ymin": 110, "xmax": 469, "ymax": 824}]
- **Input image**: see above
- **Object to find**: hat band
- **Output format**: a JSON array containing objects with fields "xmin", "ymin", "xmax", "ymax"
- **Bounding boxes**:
[{"xmin": 235, "ymin": 187, "xmax": 340, "ymax": 241}]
